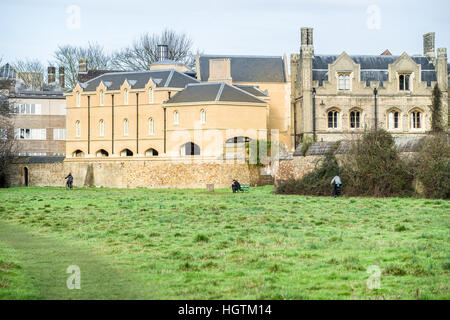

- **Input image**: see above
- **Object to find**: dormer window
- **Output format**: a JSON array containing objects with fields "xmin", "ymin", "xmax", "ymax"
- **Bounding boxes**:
[
  {"xmin": 399, "ymin": 74, "xmax": 410, "ymax": 91},
  {"xmin": 338, "ymin": 73, "xmax": 350, "ymax": 91}
]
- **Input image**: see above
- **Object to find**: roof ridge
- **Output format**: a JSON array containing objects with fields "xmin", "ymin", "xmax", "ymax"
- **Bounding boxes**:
[
  {"xmin": 215, "ymin": 83, "xmax": 225, "ymax": 101},
  {"xmin": 164, "ymin": 70, "xmax": 175, "ymax": 87},
  {"xmin": 200, "ymin": 54, "xmax": 283, "ymax": 59},
  {"xmin": 226, "ymin": 83, "xmax": 267, "ymax": 103}
]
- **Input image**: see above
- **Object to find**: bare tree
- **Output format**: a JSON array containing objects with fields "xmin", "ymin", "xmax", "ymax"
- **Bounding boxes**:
[
  {"xmin": 12, "ymin": 59, "xmax": 45, "ymax": 90},
  {"xmin": 53, "ymin": 42, "xmax": 112, "ymax": 88},
  {"xmin": 112, "ymin": 29, "xmax": 195, "ymax": 71},
  {"xmin": 0, "ymin": 95, "xmax": 17, "ymax": 187}
]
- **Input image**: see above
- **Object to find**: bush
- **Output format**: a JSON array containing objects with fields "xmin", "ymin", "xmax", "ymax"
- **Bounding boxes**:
[
  {"xmin": 414, "ymin": 134, "xmax": 450, "ymax": 199},
  {"xmin": 340, "ymin": 130, "xmax": 414, "ymax": 197},
  {"xmin": 275, "ymin": 152, "xmax": 339, "ymax": 196}
]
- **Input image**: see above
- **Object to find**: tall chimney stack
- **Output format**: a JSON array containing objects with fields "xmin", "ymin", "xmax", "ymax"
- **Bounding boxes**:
[
  {"xmin": 423, "ymin": 32, "xmax": 435, "ymax": 63},
  {"xmin": 47, "ymin": 66, "xmax": 56, "ymax": 84},
  {"xmin": 58, "ymin": 67, "xmax": 65, "ymax": 88},
  {"xmin": 158, "ymin": 44, "xmax": 169, "ymax": 61},
  {"xmin": 300, "ymin": 27, "xmax": 314, "ymax": 56},
  {"xmin": 78, "ymin": 58, "xmax": 87, "ymax": 73}
]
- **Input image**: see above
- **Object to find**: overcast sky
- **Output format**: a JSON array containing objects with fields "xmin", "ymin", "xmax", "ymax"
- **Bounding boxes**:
[{"xmin": 1, "ymin": 0, "xmax": 449, "ymax": 65}]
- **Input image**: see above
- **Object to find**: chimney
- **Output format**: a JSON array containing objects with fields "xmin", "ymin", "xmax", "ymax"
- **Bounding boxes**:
[
  {"xmin": 78, "ymin": 58, "xmax": 87, "ymax": 73},
  {"xmin": 158, "ymin": 44, "xmax": 168, "ymax": 61},
  {"xmin": 300, "ymin": 27, "xmax": 314, "ymax": 56},
  {"xmin": 47, "ymin": 66, "xmax": 56, "ymax": 84},
  {"xmin": 423, "ymin": 32, "xmax": 435, "ymax": 62},
  {"xmin": 58, "ymin": 67, "xmax": 65, "ymax": 88}
]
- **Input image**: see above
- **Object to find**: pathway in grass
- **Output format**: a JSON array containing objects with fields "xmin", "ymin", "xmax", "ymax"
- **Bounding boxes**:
[{"xmin": 0, "ymin": 221, "xmax": 148, "ymax": 299}]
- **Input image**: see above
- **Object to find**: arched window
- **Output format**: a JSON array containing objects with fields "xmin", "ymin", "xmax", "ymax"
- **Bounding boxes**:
[
  {"xmin": 120, "ymin": 148, "xmax": 133, "ymax": 157},
  {"xmin": 387, "ymin": 109, "xmax": 401, "ymax": 129},
  {"xmin": 96, "ymin": 149, "xmax": 109, "ymax": 157},
  {"xmin": 399, "ymin": 74, "xmax": 411, "ymax": 91},
  {"xmin": 349, "ymin": 110, "xmax": 361, "ymax": 129},
  {"xmin": 76, "ymin": 92, "xmax": 81, "ymax": 107},
  {"xmin": 149, "ymin": 88, "xmax": 154, "ymax": 103},
  {"xmin": 148, "ymin": 118, "xmax": 154, "ymax": 135},
  {"xmin": 99, "ymin": 119, "xmax": 104, "ymax": 137},
  {"xmin": 145, "ymin": 148, "xmax": 158, "ymax": 156},
  {"xmin": 72, "ymin": 149, "xmax": 84, "ymax": 157},
  {"xmin": 174, "ymin": 110, "xmax": 179, "ymax": 125},
  {"xmin": 100, "ymin": 90, "xmax": 104, "ymax": 106},
  {"xmin": 200, "ymin": 109, "xmax": 206, "ymax": 124},
  {"xmin": 181, "ymin": 142, "xmax": 200, "ymax": 156},
  {"xmin": 75, "ymin": 120, "xmax": 81, "ymax": 137},
  {"xmin": 124, "ymin": 89, "xmax": 129, "ymax": 105},
  {"xmin": 410, "ymin": 109, "xmax": 423, "ymax": 129},
  {"xmin": 338, "ymin": 73, "xmax": 350, "ymax": 90},
  {"xmin": 123, "ymin": 119, "xmax": 129, "ymax": 136},
  {"xmin": 327, "ymin": 110, "xmax": 339, "ymax": 129}
]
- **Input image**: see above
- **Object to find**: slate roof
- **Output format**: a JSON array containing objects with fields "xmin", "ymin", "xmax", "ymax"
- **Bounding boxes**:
[
  {"xmin": 165, "ymin": 82, "xmax": 267, "ymax": 104},
  {"xmin": 13, "ymin": 156, "xmax": 65, "ymax": 164},
  {"xmin": 199, "ymin": 55, "xmax": 287, "ymax": 83},
  {"xmin": 234, "ymin": 85, "xmax": 268, "ymax": 97},
  {"xmin": 312, "ymin": 54, "xmax": 437, "ymax": 87},
  {"xmin": 81, "ymin": 70, "xmax": 199, "ymax": 92}
]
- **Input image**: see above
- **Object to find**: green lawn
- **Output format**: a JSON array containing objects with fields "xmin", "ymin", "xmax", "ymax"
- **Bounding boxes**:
[{"xmin": 0, "ymin": 186, "xmax": 448, "ymax": 300}]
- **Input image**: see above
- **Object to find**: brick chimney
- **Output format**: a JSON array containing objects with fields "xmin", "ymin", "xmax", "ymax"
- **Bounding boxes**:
[
  {"xmin": 78, "ymin": 58, "xmax": 87, "ymax": 73},
  {"xmin": 58, "ymin": 67, "xmax": 65, "ymax": 88},
  {"xmin": 47, "ymin": 66, "xmax": 56, "ymax": 84}
]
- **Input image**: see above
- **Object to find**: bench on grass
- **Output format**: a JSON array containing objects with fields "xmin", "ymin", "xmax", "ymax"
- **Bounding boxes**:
[{"xmin": 241, "ymin": 184, "xmax": 250, "ymax": 192}]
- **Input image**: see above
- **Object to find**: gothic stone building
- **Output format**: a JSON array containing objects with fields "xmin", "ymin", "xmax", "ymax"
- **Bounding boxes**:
[{"xmin": 291, "ymin": 28, "xmax": 449, "ymax": 145}]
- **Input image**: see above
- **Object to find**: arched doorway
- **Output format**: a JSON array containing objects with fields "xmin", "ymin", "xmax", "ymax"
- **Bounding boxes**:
[
  {"xmin": 145, "ymin": 148, "xmax": 159, "ymax": 156},
  {"xmin": 23, "ymin": 167, "xmax": 29, "ymax": 186},
  {"xmin": 120, "ymin": 148, "xmax": 133, "ymax": 157},
  {"xmin": 96, "ymin": 149, "xmax": 109, "ymax": 157}
]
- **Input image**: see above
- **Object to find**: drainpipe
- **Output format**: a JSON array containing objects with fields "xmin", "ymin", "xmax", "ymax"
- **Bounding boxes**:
[
  {"xmin": 312, "ymin": 87, "xmax": 316, "ymax": 141},
  {"xmin": 87, "ymin": 95, "xmax": 90, "ymax": 155},
  {"xmin": 111, "ymin": 94, "xmax": 115, "ymax": 154},
  {"xmin": 373, "ymin": 87, "xmax": 378, "ymax": 130},
  {"xmin": 293, "ymin": 102, "xmax": 297, "ymax": 148},
  {"xmin": 136, "ymin": 93, "xmax": 139, "ymax": 154}
]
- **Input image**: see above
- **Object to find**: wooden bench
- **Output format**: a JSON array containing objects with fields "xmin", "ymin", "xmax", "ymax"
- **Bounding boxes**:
[{"xmin": 241, "ymin": 184, "xmax": 250, "ymax": 192}]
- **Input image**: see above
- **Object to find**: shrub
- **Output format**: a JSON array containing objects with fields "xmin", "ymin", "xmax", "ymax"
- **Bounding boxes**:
[
  {"xmin": 194, "ymin": 233, "xmax": 209, "ymax": 242},
  {"xmin": 341, "ymin": 130, "xmax": 414, "ymax": 197},
  {"xmin": 414, "ymin": 133, "xmax": 450, "ymax": 199},
  {"xmin": 275, "ymin": 152, "xmax": 339, "ymax": 196}
]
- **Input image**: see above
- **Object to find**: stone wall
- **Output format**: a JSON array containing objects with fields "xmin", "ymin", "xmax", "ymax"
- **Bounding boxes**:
[
  {"xmin": 274, "ymin": 155, "xmax": 324, "ymax": 184},
  {"xmin": 8, "ymin": 158, "xmax": 254, "ymax": 189}
]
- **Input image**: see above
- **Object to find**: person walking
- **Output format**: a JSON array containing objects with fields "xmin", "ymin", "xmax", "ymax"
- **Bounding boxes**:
[
  {"xmin": 330, "ymin": 175, "xmax": 342, "ymax": 197},
  {"xmin": 65, "ymin": 173, "xmax": 73, "ymax": 190}
]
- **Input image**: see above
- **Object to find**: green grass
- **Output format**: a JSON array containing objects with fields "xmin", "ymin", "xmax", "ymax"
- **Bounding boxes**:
[{"xmin": 0, "ymin": 186, "xmax": 449, "ymax": 300}]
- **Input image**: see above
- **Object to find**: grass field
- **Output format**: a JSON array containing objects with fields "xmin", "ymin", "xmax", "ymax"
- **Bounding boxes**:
[{"xmin": 0, "ymin": 186, "xmax": 448, "ymax": 300}]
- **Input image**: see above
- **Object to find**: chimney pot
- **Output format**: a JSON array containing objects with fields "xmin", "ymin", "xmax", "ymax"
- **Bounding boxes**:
[
  {"xmin": 423, "ymin": 32, "xmax": 435, "ymax": 57},
  {"xmin": 58, "ymin": 67, "xmax": 65, "ymax": 88},
  {"xmin": 78, "ymin": 58, "xmax": 87, "ymax": 73},
  {"xmin": 157, "ymin": 44, "xmax": 169, "ymax": 61},
  {"xmin": 47, "ymin": 66, "xmax": 56, "ymax": 84}
]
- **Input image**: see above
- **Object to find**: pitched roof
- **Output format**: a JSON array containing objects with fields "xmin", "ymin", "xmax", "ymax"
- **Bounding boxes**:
[
  {"xmin": 165, "ymin": 82, "xmax": 267, "ymax": 104},
  {"xmin": 199, "ymin": 55, "xmax": 287, "ymax": 83},
  {"xmin": 81, "ymin": 70, "xmax": 199, "ymax": 91},
  {"xmin": 312, "ymin": 54, "xmax": 437, "ymax": 87},
  {"xmin": 234, "ymin": 84, "xmax": 268, "ymax": 97}
]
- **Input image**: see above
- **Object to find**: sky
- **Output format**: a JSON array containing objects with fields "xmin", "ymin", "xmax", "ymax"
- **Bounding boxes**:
[{"xmin": 1, "ymin": 0, "xmax": 449, "ymax": 66}]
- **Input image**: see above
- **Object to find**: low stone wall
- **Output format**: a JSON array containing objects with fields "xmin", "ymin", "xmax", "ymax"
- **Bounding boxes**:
[
  {"xmin": 274, "ymin": 155, "xmax": 324, "ymax": 184},
  {"xmin": 8, "ymin": 158, "xmax": 253, "ymax": 189}
]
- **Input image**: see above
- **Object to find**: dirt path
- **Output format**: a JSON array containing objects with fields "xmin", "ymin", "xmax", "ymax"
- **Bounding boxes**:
[{"xmin": 0, "ymin": 221, "xmax": 145, "ymax": 299}]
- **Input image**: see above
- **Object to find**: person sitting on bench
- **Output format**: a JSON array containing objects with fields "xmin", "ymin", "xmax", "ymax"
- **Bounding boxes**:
[{"xmin": 232, "ymin": 179, "xmax": 243, "ymax": 193}]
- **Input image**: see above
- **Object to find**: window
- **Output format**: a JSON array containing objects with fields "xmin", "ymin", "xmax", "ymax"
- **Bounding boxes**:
[
  {"xmin": 200, "ymin": 109, "xmax": 206, "ymax": 124},
  {"xmin": 338, "ymin": 73, "xmax": 350, "ymax": 90},
  {"xmin": 99, "ymin": 120, "xmax": 105, "ymax": 137},
  {"xmin": 14, "ymin": 128, "xmax": 46, "ymax": 140},
  {"xmin": 96, "ymin": 149, "xmax": 109, "ymax": 157},
  {"xmin": 181, "ymin": 142, "xmax": 200, "ymax": 156},
  {"xmin": 76, "ymin": 121, "xmax": 81, "ymax": 137},
  {"xmin": 72, "ymin": 149, "xmax": 84, "ymax": 158},
  {"xmin": 100, "ymin": 90, "xmax": 104, "ymax": 106},
  {"xmin": 124, "ymin": 89, "xmax": 129, "ymax": 105},
  {"xmin": 148, "ymin": 118, "xmax": 154, "ymax": 135},
  {"xmin": 174, "ymin": 111, "xmax": 179, "ymax": 125},
  {"xmin": 349, "ymin": 110, "xmax": 361, "ymax": 129},
  {"xmin": 327, "ymin": 110, "xmax": 339, "ymax": 128},
  {"xmin": 388, "ymin": 110, "xmax": 400, "ymax": 129},
  {"xmin": 399, "ymin": 74, "xmax": 410, "ymax": 91},
  {"xmin": 13, "ymin": 103, "xmax": 42, "ymax": 115},
  {"xmin": 410, "ymin": 109, "xmax": 422, "ymax": 129},
  {"xmin": 0, "ymin": 128, "xmax": 7, "ymax": 140},
  {"xmin": 53, "ymin": 128, "xmax": 66, "ymax": 140},
  {"xmin": 123, "ymin": 119, "xmax": 129, "ymax": 136},
  {"xmin": 149, "ymin": 88, "xmax": 154, "ymax": 103},
  {"xmin": 120, "ymin": 149, "xmax": 133, "ymax": 157},
  {"xmin": 76, "ymin": 92, "xmax": 81, "ymax": 107},
  {"xmin": 145, "ymin": 148, "xmax": 158, "ymax": 156}
]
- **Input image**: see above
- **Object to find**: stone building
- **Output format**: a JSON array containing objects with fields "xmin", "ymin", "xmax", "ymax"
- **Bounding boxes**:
[
  {"xmin": 291, "ymin": 28, "xmax": 449, "ymax": 145},
  {"xmin": 0, "ymin": 64, "xmax": 66, "ymax": 157},
  {"xmin": 65, "ymin": 46, "xmax": 288, "ymax": 159}
]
